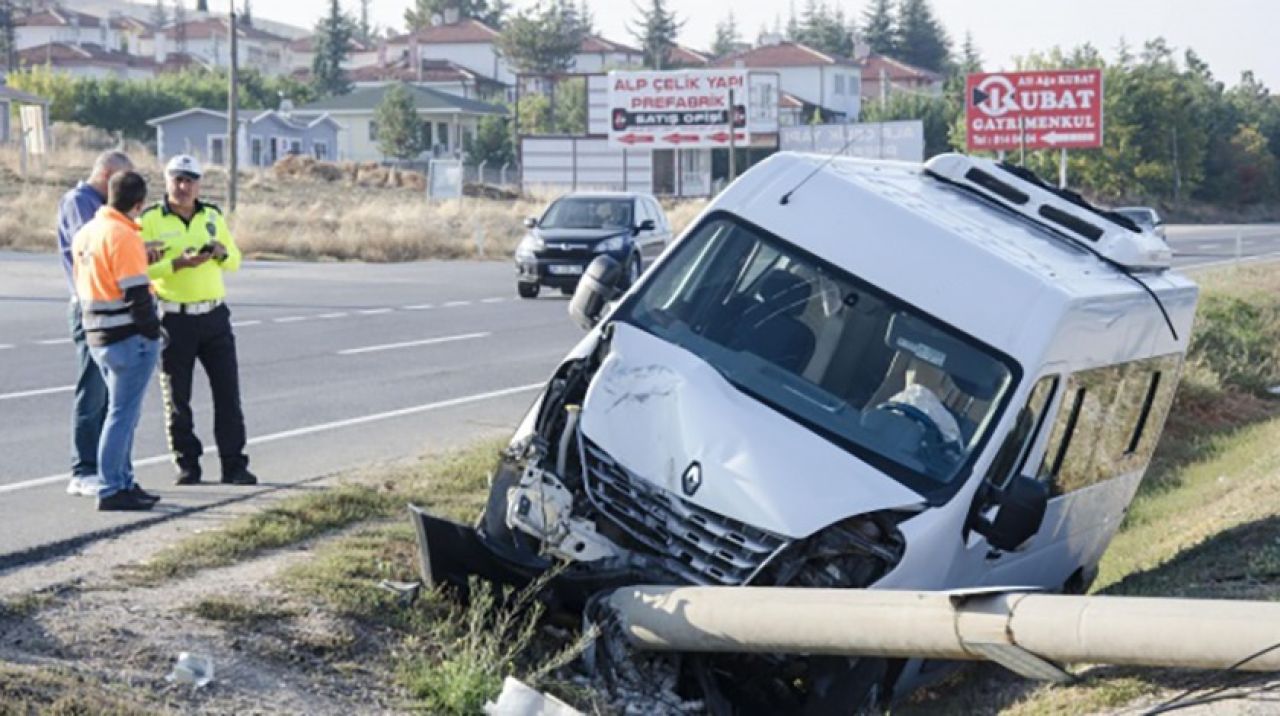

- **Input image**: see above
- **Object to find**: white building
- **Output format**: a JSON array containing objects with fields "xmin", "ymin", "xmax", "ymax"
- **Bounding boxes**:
[
  {"xmin": 285, "ymin": 35, "xmax": 379, "ymax": 76},
  {"xmin": 14, "ymin": 8, "xmax": 124, "ymax": 53},
  {"xmin": 138, "ymin": 17, "xmax": 291, "ymax": 76},
  {"xmin": 710, "ymin": 40, "xmax": 861, "ymax": 121},
  {"xmin": 383, "ymin": 14, "xmax": 514, "ymax": 87},
  {"xmin": 571, "ymin": 35, "xmax": 644, "ymax": 74}
]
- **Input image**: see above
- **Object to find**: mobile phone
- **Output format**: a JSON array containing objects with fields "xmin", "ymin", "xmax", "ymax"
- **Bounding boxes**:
[{"xmin": 198, "ymin": 242, "xmax": 217, "ymax": 256}]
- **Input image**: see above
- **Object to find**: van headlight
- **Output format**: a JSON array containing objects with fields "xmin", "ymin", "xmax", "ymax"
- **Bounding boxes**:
[
  {"xmin": 595, "ymin": 235, "xmax": 625, "ymax": 253},
  {"xmin": 757, "ymin": 513, "xmax": 906, "ymax": 588},
  {"xmin": 516, "ymin": 234, "xmax": 544, "ymax": 259}
]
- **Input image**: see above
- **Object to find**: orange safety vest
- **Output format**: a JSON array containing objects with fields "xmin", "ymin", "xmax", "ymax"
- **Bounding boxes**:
[{"xmin": 73, "ymin": 206, "xmax": 153, "ymax": 334}]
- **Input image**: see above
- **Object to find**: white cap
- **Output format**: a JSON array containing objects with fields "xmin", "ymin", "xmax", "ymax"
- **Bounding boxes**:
[{"xmin": 165, "ymin": 154, "xmax": 203, "ymax": 179}]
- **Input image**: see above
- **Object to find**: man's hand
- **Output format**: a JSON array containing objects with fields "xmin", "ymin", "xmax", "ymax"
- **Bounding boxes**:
[
  {"xmin": 145, "ymin": 241, "xmax": 166, "ymax": 265},
  {"xmin": 208, "ymin": 241, "xmax": 229, "ymax": 261},
  {"xmin": 172, "ymin": 253, "xmax": 212, "ymax": 271}
]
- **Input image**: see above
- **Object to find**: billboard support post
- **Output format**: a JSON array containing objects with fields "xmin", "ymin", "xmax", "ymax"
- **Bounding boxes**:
[
  {"xmin": 1059, "ymin": 148, "xmax": 1068, "ymax": 188},
  {"xmin": 728, "ymin": 89, "xmax": 737, "ymax": 182}
]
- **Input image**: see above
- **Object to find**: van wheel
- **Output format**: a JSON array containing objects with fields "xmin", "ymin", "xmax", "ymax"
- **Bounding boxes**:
[
  {"xmin": 624, "ymin": 254, "xmax": 642, "ymax": 288},
  {"xmin": 517, "ymin": 282, "xmax": 540, "ymax": 299}
]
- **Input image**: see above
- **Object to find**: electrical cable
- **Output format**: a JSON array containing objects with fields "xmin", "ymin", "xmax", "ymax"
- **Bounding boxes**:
[{"xmin": 1141, "ymin": 640, "xmax": 1280, "ymax": 715}]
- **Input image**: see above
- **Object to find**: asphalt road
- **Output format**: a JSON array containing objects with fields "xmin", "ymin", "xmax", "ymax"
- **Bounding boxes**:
[{"xmin": 1, "ymin": 223, "xmax": 1277, "ymax": 568}]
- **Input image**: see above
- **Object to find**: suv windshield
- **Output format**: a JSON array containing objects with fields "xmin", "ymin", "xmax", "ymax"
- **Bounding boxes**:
[
  {"xmin": 541, "ymin": 198, "xmax": 634, "ymax": 230},
  {"xmin": 615, "ymin": 214, "xmax": 1017, "ymax": 492},
  {"xmin": 1117, "ymin": 208, "xmax": 1155, "ymax": 229}
]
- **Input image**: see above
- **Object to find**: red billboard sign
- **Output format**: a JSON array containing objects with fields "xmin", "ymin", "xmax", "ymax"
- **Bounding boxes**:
[{"xmin": 965, "ymin": 69, "xmax": 1103, "ymax": 152}]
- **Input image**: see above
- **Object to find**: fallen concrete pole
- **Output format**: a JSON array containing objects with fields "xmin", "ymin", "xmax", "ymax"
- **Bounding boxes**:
[{"xmin": 605, "ymin": 587, "xmax": 1280, "ymax": 679}]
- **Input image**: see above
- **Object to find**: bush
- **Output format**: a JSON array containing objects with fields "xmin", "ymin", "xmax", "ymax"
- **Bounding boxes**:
[{"xmin": 1187, "ymin": 293, "xmax": 1280, "ymax": 395}]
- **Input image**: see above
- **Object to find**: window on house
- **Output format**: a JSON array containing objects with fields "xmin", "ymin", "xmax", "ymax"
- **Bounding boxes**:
[
  {"xmin": 835, "ymin": 74, "xmax": 845, "ymax": 96},
  {"xmin": 208, "ymin": 135, "xmax": 227, "ymax": 165},
  {"xmin": 369, "ymin": 120, "xmax": 379, "ymax": 142},
  {"xmin": 289, "ymin": 139, "xmax": 302, "ymax": 155},
  {"xmin": 251, "ymin": 137, "xmax": 263, "ymax": 166}
]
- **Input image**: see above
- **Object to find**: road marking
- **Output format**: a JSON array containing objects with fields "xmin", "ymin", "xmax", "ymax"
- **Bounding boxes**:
[
  {"xmin": 443, "ymin": 301, "xmax": 471, "ymax": 308},
  {"xmin": 480, "ymin": 297, "xmax": 506, "ymax": 304},
  {"xmin": 0, "ymin": 344, "xmax": 13, "ymax": 350},
  {"xmin": 1198, "ymin": 243, "xmax": 1220, "ymax": 250},
  {"xmin": 337, "ymin": 331, "xmax": 490, "ymax": 356},
  {"xmin": 36, "ymin": 338, "xmax": 70, "ymax": 346},
  {"xmin": 317, "ymin": 312, "xmax": 348, "ymax": 319},
  {"xmin": 0, "ymin": 385, "xmax": 74, "ymax": 401},
  {"xmin": 0, "ymin": 382, "xmax": 542, "ymax": 496},
  {"xmin": 402, "ymin": 304, "xmax": 434, "ymax": 310},
  {"xmin": 357, "ymin": 308, "xmax": 393, "ymax": 315},
  {"xmin": 273, "ymin": 316, "xmax": 308, "ymax": 323},
  {"xmin": 232, "ymin": 320, "xmax": 262, "ymax": 328}
]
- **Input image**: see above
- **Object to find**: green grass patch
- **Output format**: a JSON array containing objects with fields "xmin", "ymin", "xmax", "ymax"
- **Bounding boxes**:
[{"xmin": 186, "ymin": 594, "xmax": 298, "ymax": 624}]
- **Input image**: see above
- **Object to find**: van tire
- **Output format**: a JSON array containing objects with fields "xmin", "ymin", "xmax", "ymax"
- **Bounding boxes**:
[
  {"xmin": 517, "ymin": 282, "xmax": 540, "ymax": 299},
  {"xmin": 624, "ymin": 254, "xmax": 642, "ymax": 288}
]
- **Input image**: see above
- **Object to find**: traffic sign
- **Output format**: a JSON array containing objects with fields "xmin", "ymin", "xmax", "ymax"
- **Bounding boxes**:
[
  {"xmin": 607, "ymin": 69, "xmax": 751, "ymax": 149},
  {"xmin": 965, "ymin": 69, "xmax": 1103, "ymax": 152}
]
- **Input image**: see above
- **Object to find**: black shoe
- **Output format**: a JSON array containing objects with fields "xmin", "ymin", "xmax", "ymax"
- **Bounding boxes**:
[
  {"xmin": 98, "ymin": 489, "xmax": 157, "ymax": 512},
  {"xmin": 175, "ymin": 468, "xmax": 202, "ymax": 486},
  {"xmin": 129, "ymin": 484, "xmax": 161, "ymax": 504},
  {"xmin": 220, "ymin": 468, "xmax": 258, "ymax": 486}
]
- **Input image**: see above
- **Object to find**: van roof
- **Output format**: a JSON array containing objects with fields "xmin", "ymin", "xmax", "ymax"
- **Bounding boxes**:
[{"xmin": 712, "ymin": 153, "xmax": 1197, "ymax": 360}]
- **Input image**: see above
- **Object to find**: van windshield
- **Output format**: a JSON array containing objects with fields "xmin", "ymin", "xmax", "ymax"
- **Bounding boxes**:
[
  {"xmin": 615, "ymin": 214, "xmax": 1017, "ymax": 492},
  {"xmin": 541, "ymin": 198, "xmax": 634, "ymax": 230}
]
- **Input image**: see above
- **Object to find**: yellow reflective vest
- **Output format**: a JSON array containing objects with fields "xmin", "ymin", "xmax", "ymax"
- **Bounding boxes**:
[{"xmin": 141, "ymin": 199, "xmax": 242, "ymax": 303}]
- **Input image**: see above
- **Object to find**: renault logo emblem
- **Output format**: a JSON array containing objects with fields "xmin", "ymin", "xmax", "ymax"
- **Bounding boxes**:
[{"xmin": 681, "ymin": 462, "xmax": 702, "ymax": 497}]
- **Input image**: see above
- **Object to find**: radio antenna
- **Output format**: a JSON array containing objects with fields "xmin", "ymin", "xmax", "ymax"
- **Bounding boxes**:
[{"xmin": 778, "ymin": 133, "xmax": 862, "ymax": 205}]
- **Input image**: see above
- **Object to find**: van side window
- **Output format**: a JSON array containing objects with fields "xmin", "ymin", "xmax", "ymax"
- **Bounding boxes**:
[
  {"xmin": 1014, "ymin": 376, "xmax": 1059, "ymax": 474},
  {"xmin": 1038, "ymin": 354, "xmax": 1182, "ymax": 495}
]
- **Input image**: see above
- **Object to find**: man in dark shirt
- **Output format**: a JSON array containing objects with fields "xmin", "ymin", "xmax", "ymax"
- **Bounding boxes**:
[{"xmin": 57, "ymin": 151, "xmax": 133, "ymax": 497}]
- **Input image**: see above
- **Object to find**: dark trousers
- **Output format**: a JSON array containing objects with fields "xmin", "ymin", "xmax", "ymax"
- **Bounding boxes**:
[
  {"xmin": 68, "ymin": 299, "xmax": 109, "ymax": 478},
  {"xmin": 159, "ymin": 303, "xmax": 248, "ymax": 476}
]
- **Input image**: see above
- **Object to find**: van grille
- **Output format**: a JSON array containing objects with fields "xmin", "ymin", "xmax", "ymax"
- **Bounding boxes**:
[{"xmin": 583, "ymin": 439, "xmax": 789, "ymax": 586}]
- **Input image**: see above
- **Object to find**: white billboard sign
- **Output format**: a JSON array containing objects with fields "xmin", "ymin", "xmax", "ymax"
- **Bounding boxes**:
[
  {"xmin": 607, "ymin": 69, "xmax": 750, "ymax": 149},
  {"xmin": 780, "ymin": 120, "xmax": 926, "ymax": 162}
]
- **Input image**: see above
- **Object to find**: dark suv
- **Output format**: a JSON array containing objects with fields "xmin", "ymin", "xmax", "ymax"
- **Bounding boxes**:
[{"xmin": 514, "ymin": 192, "xmax": 672, "ymax": 298}]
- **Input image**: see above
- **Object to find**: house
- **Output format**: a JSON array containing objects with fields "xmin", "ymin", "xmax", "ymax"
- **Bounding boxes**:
[
  {"xmin": 292, "ymin": 82, "xmax": 506, "ymax": 163},
  {"xmin": 285, "ymin": 34, "xmax": 378, "ymax": 76},
  {"xmin": 710, "ymin": 40, "xmax": 861, "ymax": 121},
  {"xmin": 666, "ymin": 45, "xmax": 711, "ymax": 69},
  {"xmin": 860, "ymin": 54, "xmax": 945, "ymax": 102},
  {"xmin": 778, "ymin": 91, "xmax": 844, "ymax": 127},
  {"xmin": 17, "ymin": 42, "xmax": 203, "ymax": 80},
  {"xmin": 13, "ymin": 8, "xmax": 123, "ymax": 53},
  {"xmin": 138, "ymin": 17, "xmax": 291, "ymax": 75},
  {"xmin": 146, "ymin": 107, "xmax": 342, "ymax": 167},
  {"xmin": 572, "ymin": 35, "xmax": 643, "ymax": 73},
  {"xmin": 340, "ymin": 58, "xmax": 506, "ymax": 101},
  {"xmin": 383, "ymin": 14, "xmax": 513, "ymax": 87},
  {"xmin": 0, "ymin": 81, "xmax": 50, "ymax": 145}
]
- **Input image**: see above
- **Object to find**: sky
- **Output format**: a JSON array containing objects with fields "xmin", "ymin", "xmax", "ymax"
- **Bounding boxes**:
[{"xmin": 242, "ymin": 0, "xmax": 1277, "ymax": 90}]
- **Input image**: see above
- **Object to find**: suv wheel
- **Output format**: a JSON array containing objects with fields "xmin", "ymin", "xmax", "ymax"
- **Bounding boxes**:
[
  {"xmin": 517, "ymin": 282, "xmax": 540, "ymax": 299},
  {"xmin": 625, "ymin": 254, "xmax": 642, "ymax": 288}
]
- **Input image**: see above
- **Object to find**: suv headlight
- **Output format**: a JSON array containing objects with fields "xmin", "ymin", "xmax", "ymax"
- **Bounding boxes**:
[
  {"xmin": 595, "ymin": 235, "xmax": 626, "ymax": 253},
  {"xmin": 516, "ymin": 234, "xmax": 544, "ymax": 259}
]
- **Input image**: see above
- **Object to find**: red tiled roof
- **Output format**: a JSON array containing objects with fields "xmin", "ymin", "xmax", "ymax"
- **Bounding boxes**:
[
  {"xmin": 287, "ymin": 35, "xmax": 368, "ymax": 53},
  {"xmin": 294, "ymin": 58, "xmax": 502, "ymax": 87},
  {"xmin": 709, "ymin": 41, "xmax": 855, "ymax": 68},
  {"xmin": 779, "ymin": 91, "xmax": 805, "ymax": 109},
  {"xmin": 388, "ymin": 18, "xmax": 500, "ymax": 45},
  {"xmin": 17, "ymin": 42, "xmax": 205, "ymax": 73},
  {"xmin": 860, "ymin": 54, "xmax": 943, "ymax": 83},
  {"xmin": 15, "ymin": 9, "xmax": 104, "ymax": 28},
  {"xmin": 580, "ymin": 35, "xmax": 640, "ymax": 55},
  {"xmin": 141, "ymin": 18, "xmax": 286, "ymax": 43},
  {"xmin": 667, "ymin": 45, "xmax": 710, "ymax": 67}
]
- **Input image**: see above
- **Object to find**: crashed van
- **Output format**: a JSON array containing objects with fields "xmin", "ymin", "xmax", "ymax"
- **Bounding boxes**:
[{"xmin": 413, "ymin": 152, "xmax": 1198, "ymax": 710}]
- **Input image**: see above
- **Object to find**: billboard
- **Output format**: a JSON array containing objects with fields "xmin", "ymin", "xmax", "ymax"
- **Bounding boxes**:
[
  {"xmin": 780, "ymin": 120, "xmax": 925, "ymax": 162},
  {"xmin": 607, "ymin": 69, "xmax": 751, "ymax": 149},
  {"xmin": 965, "ymin": 69, "xmax": 1103, "ymax": 152}
]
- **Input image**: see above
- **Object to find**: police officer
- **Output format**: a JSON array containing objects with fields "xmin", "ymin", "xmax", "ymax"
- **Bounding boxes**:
[{"xmin": 142, "ymin": 155, "xmax": 257, "ymax": 486}]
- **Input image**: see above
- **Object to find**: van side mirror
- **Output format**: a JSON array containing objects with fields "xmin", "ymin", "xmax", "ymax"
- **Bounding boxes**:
[
  {"xmin": 973, "ymin": 475, "xmax": 1048, "ymax": 552},
  {"xmin": 569, "ymin": 255, "xmax": 624, "ymax": 330},
  {"xmin": 634, "ymin": 219, "xmax": 656, "ymax": 234},
  {"xmin": 523, "ymin": 216, "xmax": 538, "ymax": 229}
]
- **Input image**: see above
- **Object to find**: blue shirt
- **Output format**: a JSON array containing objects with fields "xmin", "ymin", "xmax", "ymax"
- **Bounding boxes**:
[{"xmin": 57, "ymin": 182, "xmax": 106, "ymax": 296}]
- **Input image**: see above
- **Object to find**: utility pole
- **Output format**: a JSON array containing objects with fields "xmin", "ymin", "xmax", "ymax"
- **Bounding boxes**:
[{"xmin": 227, "ymin": 8, "xmax": 239, "ymax": 212}]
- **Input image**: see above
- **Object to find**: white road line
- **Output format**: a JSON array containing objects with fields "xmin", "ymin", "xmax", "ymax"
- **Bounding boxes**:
[
  {"xmin": 402, "ymin": 304, "xmax": 434, "ymax": 310},
  {"xmin": 357, "ymin": 308, "xmax": 393, "ymax": 315},
  {"xmin": 0, "ymin": 382, "xmax": 542, "ymax": 496},
  {"xmin": 317, "ymin": 312, "xmax": 348, "ymax": 319},
  {"xmin": 0, "ymin": 344, "xmax": 13, "ymax": 350},
  {"xmin": 36, "ymin": 338, "xmax": 70, "ymax": 346},
  {"xmin": 480, "ymin": 297, "xmax": 506, "ymax": 304},
  {"xmin": 0, "ymin": 385, "xmax": 74, "ymax": 401},
  {"xmin": 273, "ymin": 316, "xmax": 308, "ymax": 323},
  {"xmin": 337, "ymin": 331, "xmax": 490, "ymax": 356},
  {"xmin": 232, "ymin": 320, "xmax": 262, "ymax": 328},
  {"xmin": 1198, "ymin": 243, "xmax": 1221, "ymax": 250},
  {"xmin": 443, "ymin": 300, "xmax": 471, "ymax": 308}
]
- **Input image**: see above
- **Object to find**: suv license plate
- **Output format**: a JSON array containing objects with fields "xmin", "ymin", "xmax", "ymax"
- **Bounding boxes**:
[{"xmin": 549, "ymin": 265, "xmax": 584, "ymax": 276}]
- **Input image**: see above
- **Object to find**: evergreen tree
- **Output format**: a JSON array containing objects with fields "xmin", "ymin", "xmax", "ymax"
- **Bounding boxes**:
[
  {"xmin": 860, "ymin": 0, "xmax": 894, "ymax": 55},
  {"xmin": 241, "ymin": 0, "xmax": 252, "ymax": 27},
  {"xmin": 711, "ymin": 10, "xmax": 739, "ymax": 58},
  {"xmin": 405, "ymin": 0, "xmax": 508, "ymax": 29},
  {"xmin": 173, "ymin": 0, "xmax": 188, "ymax": 52},
  {"xmin": 0, "ymin": 0, "xmax": 15, "ymax": 74},
  {"xmin": 356, "ymin": 0, "xmax": 374, "ymax": 43},
  {"xmin": 195, "ymin": 0, "xmax": 207, "ymax": 12},
  {"xmin": 312, "ymin": 0, "xmax": 353, "ymax": 97},
  {"xmin": 629, "ymin": 0, "xmax": 681, "ymax": 70},
  {"xmin": 578, "ymin": 0, "xmax": 595, "ymax": 35},
  {"xmin": 150, "ymin": 0, "xmax": 168, "ymax": 29},
  {"xmin": 785, "ymin": 1, "xmax": 799, "ymax": 41},
  {"xmin": 497, "ymin": 0, "xmax": 586, "ymax": 75},
  {"xmin": 795, "ymin": 0, "xmax": 853, "ymax": 57},
  {"xmin": 375, "ymin": 84, "xmax": 425, "ymax": 159},
  {"xmin": 894, "ymin": 0, "xmax": 950, "ymax": 72},
  {"xmin": 957, "ymin": 30, "xmax": 981, "ymax": 75}
]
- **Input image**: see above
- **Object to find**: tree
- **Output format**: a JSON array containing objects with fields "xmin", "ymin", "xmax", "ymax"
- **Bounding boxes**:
[
  {"xmin": 862, "ymin": 90, "xmax": 958, "ymax": 158},
  {"xmin": 405, "ymin": 0, "xmax": 508, "ymax": 30},
  {"xmin": 375, "ymin": 84, "xmax": 425, "ymax": 159},
  {"xmin": 356, "ymin": 0, "xmax": 375, "ymax": 44},
  {"xmin": 630, "ymin": 0, "xmax": 681, "ymax": 70},
  {"xmin": 957, "ymin": 30, "xmax": 981, "ymax": 75},
  {"xmin": 795, "ymin": 0, "xmax": 853, "ymax": 57},
  {"xmin": 0, "ymin": 0, "xmax": 16, "ymax": 74},
  {"xmin": 578, "ymin": 0, "xmax": 595, "ymax": 35},
  {"xmin": 241, "ymin": 0, "xmax": 252, "ymax": 27},
  {"xmin": 150, "ymin": 0, "xmax": 168, "ymax": 29},
  {"xmin": 711, "ymin": 10, "xmax": 739, "ymax": 58},
  {"xmin": 496, "ymin": 0, "xmax": 586, "ymax": 76},
  {"xmin": 195, "ymin": 0, "xmax": 207, "ymax": 12},
  {"xmin": 466, "ymin": 114, "xmax": 514, "ymax": 167},
  {"xmin": 860, "ymin": 0, "xmax": 894, "ymax": 55},
  {"xmin": 895, "ymin": 0, "xmax": 950, "ymax": 72},
  {"xmin": 312, "ymin": 0, "xmax": 353, "ymax": 97},
  {"xmin": 173, "ymin": 0, "xmax": 188, "ymax": 52}
]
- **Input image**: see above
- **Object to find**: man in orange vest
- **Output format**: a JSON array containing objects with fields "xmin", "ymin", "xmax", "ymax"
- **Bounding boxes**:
[{"xmin": 72, "ymin": 171, "xmax": 165, "ymax": 511}]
